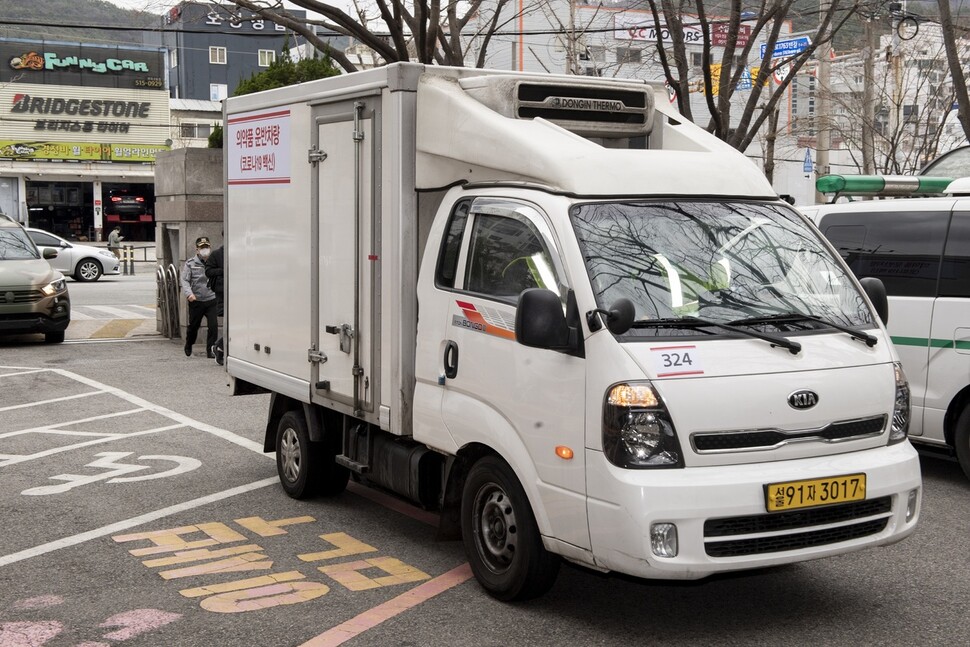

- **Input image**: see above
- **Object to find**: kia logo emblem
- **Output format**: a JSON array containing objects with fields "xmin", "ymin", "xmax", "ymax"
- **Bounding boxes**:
[{"xmin": 788, "ymin": 389, "xmax": 819, "ymax": 410}]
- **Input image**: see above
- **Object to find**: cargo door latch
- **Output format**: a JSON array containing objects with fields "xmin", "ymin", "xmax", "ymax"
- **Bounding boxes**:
[{"xmin": 325, "ymin": 324, "xmax": 354, "ymax": 354}]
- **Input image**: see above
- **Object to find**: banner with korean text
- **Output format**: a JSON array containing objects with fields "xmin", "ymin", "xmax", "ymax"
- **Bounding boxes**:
[{"xmin": 227, "ymin": 109, "xmax": 291, "ymax": 186}]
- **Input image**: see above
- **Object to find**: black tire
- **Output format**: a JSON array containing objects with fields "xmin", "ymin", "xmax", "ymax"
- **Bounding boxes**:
[
  {"xmin": 44, "ymin": 331, "xmax": 65, "ymax": 344},
  {"xmin": 460, "ymin": 455, "xmax": 560, "ymax": 601},
  {"xmin": 276, "ymin": 411, "xmax": 318, "ymax": 499},
  {"xmin": 275, "ymin": 410, "xmax": 349, "ymax": 499},
  {"xmin": 955, "ymin": 407, "xmax": 970, "ymax": 480},
  {"xmin": 74, "ymin": 259, "xmax": 103, "ymax": 282}
]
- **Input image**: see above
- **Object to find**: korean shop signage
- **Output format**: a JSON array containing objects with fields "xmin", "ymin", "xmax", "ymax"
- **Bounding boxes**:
[
  {"xmin": 1, "ymin": 42, "xmax": 166, "ymax": 90},
  {"xmin": 12, "ymin": 94, "xmax": 152, "ymax": 119},
  {"xmin": 167, "ymin": 2, "xmax": 304, "ymax": 33},
  {"xmin": 0, "ymin": 141, "xmax": 169, "ymax": 163},
  {"xmin": 10, "ymin": 93, "xmax": 156, "ymax": 138}
]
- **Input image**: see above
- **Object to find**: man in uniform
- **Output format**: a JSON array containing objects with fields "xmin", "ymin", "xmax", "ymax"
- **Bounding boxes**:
[{"xmin": 180, "ymin": 237, "xmax": 218, "ymax": 358}]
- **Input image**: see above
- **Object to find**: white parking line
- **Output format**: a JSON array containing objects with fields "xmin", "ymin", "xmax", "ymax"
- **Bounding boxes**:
[
  {"xmin": 0, "ymin": 366, "xmax": 266, "ymax": 455},
  {"xmin": 0, "ymin": 391, "xmax": 102, "ymax": 413},
  {"xmin": 1, "ymin": 408, "xmax": 149, "ymax": 437},
  {"xmin": 0, "ymin": 366, "xmax": 275, "ymax": 567},
  {"xmin": 0, "ymin": 368, "xmax": 47, "ymax": 379},
  {"xmin": 0, "ymin": 477, "xmax": 279, "ymax": 568},
  {"xmin": 0, "ymin": 425, "xmax": 186, "ymax": 467}
]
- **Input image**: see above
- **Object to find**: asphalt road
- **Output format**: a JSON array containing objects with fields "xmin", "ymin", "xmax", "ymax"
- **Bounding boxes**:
[{"xmin": 1, "ymin": 283, "xmax": 969, "ymax": 646}]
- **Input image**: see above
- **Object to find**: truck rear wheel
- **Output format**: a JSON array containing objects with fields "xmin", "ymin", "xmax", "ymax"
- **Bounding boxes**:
[
  {"xmin": 275, "ymin": 410, "xmax": 349, "ymax": 499},
  {"xmin": 276, "ymin": 411, "xmax": 318, "ymax": 499},
  {"xmin": 955, "ymin": 407, "xmax": 970, "ymax": 480},
  {"xmin": 460, "ymin": 456, "xmax": 560, "ymax": 601}
]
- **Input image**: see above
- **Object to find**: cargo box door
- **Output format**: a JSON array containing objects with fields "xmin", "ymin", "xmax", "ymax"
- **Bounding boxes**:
[{"xmin": 312, "ymin": 101, "xmax": 377, "ymax": 416}]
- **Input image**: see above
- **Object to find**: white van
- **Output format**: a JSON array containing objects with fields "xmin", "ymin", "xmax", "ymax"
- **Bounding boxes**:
[
  {"xmin": 804, "ymin": 175, "xmax": 970, "ymax": 479},
  {"xmin": 225, "ymin": 64, "xmax": 921, "ymax": 600}
]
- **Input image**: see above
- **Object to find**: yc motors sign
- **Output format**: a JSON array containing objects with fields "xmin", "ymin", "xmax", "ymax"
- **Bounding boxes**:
[{"xmin": 614, "ymin": 14, "xmax": 750, "ymax": 47}]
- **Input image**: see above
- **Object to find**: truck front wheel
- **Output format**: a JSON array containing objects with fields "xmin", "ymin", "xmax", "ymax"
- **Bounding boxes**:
[
  {"xmin": 460, "ymin": 456, "xmax": 560, "ymax": 601},
  {"xmin": 276, "ymin": 411, "xmax": 317, "ymax": 499}
]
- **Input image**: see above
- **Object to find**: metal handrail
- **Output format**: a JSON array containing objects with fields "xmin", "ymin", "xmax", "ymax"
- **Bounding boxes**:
[{"xmin": 155, "ymin": 263, "xmax": 182, "ymax": 339}]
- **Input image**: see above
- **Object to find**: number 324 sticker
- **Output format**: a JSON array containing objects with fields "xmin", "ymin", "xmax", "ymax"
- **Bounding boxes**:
[{"xmin": 650, "ymin": 345, "xmax": 704, "ymax": 377}]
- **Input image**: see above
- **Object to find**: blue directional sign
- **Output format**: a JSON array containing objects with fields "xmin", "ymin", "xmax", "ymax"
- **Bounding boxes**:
[
  {"xmin": 738, "ymin": 68, "xmax": 752, "ymax": 91},
  {"xmin": 761, "ymin": 36, "xmax": 811, "ymax": 60},
  {"xmin": 803, "ymin": 148, "xmax": 814, "ymax": 174}
]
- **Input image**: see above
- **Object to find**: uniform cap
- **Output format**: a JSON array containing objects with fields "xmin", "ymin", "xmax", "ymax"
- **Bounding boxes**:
[{"xmin": 196, "ymin": 236, "xmax": 211, "ymax": 248}]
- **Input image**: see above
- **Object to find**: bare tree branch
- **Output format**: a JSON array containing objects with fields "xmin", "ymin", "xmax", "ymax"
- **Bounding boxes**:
[{"xmin": 938, "ymin": 0, "xmax": 970, "ymax": 143}]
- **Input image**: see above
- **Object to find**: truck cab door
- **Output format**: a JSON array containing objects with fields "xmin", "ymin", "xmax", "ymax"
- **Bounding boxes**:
[{"xmin": 416, "ymin": 197, "xmax": 590, "ymax": 551}]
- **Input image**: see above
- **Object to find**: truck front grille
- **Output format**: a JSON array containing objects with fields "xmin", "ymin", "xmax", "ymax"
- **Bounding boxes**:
[
  {"xmin": 691, "ymin": 415, "xmax": 886, "ymax": 453},
  {"xmin": 703, "ymin": 496, "xmax": 892, "ymax": 557}
]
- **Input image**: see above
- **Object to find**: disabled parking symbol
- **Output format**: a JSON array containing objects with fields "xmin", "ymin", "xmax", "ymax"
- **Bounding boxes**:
[{"xmin": 21, "ymin": 451, "xmax": 202, "ymax": 496}]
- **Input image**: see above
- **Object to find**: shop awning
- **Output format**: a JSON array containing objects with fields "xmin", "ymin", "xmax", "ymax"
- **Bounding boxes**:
[{"xmin": 0, "ymin": 160, "xmax": 156, "ymax": 183}]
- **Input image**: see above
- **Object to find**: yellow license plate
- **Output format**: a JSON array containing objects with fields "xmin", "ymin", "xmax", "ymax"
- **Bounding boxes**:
[{"xmin": 764, "ymin": 473, "xmax": 866, "ymax": 512}]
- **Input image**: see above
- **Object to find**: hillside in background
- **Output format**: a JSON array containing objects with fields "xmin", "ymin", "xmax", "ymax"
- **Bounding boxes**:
[{"xmin": 0, "ymin": 0, "xmax": 159, "ymax": 47}]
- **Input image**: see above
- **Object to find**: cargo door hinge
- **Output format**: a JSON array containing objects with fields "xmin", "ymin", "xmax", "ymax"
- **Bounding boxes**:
[
  {"xmin": 308, "ymin": 146, "xmax": 328, "ymax": 165},
  {"xmin": 307, "ymin": 345, "xmax": 328, "ymax": 364}
]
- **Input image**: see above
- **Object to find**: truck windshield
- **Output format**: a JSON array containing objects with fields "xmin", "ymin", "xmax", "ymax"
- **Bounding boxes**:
[{"xmin": 570, "ymin": 200, "xmax": 873, "ymax": 336}]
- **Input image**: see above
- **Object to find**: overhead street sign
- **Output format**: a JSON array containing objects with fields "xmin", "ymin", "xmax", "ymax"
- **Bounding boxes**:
[{"xmin": 760, "ymin": 36, "xmax": 811, "ymax": 60}]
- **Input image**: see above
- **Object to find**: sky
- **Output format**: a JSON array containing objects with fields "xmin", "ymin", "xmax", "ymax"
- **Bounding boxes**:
[
  {"xmin": 103, "ymin": 1, "xmax": 320, "ymax": 12},
  {"xmin": 105, "ymin": 0, "xmax": 179, "ymax": 11}
]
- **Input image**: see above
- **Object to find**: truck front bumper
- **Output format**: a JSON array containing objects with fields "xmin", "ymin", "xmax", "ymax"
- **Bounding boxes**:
[{"xmin": 585, "ymin": 442, "xmax": 921, "ymax": 580}]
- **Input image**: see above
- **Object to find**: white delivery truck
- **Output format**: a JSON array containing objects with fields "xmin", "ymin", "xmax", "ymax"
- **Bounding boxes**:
[{"xmin": 224, "ymin": 63, "xmax": 921, "ymax": 601}]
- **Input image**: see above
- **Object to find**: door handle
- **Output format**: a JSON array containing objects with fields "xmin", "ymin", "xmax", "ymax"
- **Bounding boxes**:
[{"xmin": 443, "ymin": 340, "xmax": 459, "ymax": 380}]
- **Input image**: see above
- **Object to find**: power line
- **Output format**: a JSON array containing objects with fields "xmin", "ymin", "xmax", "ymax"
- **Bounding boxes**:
[{"xmin": 0, "ymin": 15, "xmax": 908, "ymax": 41}]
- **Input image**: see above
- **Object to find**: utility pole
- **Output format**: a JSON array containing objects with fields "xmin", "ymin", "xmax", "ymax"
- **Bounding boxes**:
[
  {"xmin": 862, "ymin": 15, "xmax": 877, "ymax": 174},
  {"xmin": 814, "ymin": 0, "xmax": 832, "ymax": 204},
  {"xmin": 889, "ymin": 2, "xmax": 903, "ymax": 173},
  {"xmin": 567, "ymin": 0, "xmax": 577, "ymax": 74}
]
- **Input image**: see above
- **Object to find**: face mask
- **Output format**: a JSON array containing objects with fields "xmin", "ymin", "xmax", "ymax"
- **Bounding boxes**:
[{"xmin": 199, "ymin": 248, "xmax": 211, "ymax": 259}]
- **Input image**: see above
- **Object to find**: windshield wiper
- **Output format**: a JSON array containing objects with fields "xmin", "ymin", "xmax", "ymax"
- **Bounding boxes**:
[
  {"xmin": 631, "ymin": 317, "xmax": 801, "ymax": 355},
  {"xmin": 728, "ymin": 312, "xmax": 878, "ymax": 347}
]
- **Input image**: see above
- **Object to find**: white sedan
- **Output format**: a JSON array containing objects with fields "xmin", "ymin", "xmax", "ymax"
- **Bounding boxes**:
[{"xmin": 26, "ymin": 228, "xmax": 121, "ymax": 282}]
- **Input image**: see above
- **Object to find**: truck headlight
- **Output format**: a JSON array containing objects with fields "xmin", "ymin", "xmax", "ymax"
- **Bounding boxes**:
[
  {"xmin": 603, "ymin": 382, "xmax": 683, "ymax": 468},
  {"xmin": 889, "ymin": 362, "xmax": 910, "ymax": 445},
  {"xmin": 40, "ymin": 278, "xmax": 67, "ymax": 296}
]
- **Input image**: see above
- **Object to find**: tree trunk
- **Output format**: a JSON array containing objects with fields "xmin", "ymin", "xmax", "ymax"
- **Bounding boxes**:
[{"xmin": 938, "ymin": 0, "xmax": 970, "ymax": 143}]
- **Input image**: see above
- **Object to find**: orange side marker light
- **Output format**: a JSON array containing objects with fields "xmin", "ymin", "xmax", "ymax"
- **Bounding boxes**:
[{"xmin": 555, "ymin": 446, "xmax": 574, "ymax": 460}]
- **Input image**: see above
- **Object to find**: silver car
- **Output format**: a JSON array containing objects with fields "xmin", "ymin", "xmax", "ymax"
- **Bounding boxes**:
[{"xmin": 26, "ymin": 228, "xmax": 121, "ymax": 282}]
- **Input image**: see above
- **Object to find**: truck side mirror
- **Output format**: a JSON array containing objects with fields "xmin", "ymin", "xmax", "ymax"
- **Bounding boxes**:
[
  {"xmin": 585, "ymin": 298, "xmax": 636, "ymax": 335},
  {"xmin": 516, "ymin": 288, "xmax": 571, "ymax": 350},
  {"xmin": 42, "ymin": 248, "xmax": 58, "ymax": 260},
  {"xmin": 860, "ymin": 277, "xmax": 889, "ymax": 325}
]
